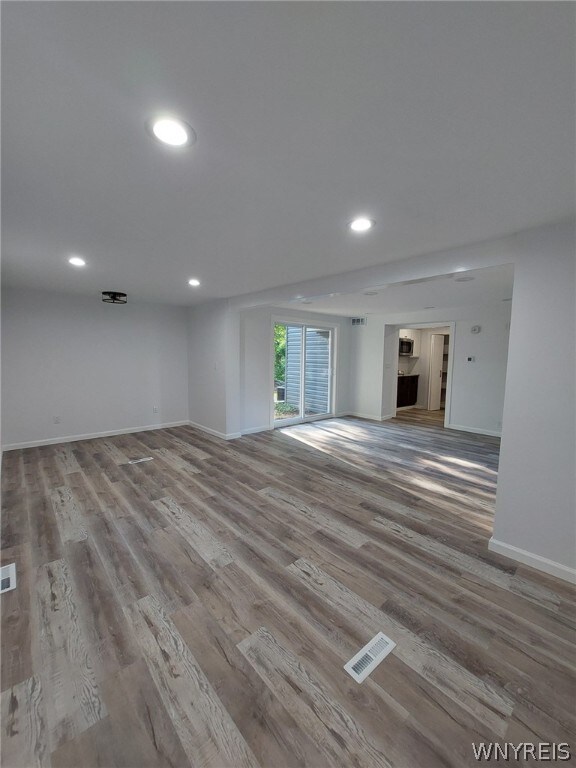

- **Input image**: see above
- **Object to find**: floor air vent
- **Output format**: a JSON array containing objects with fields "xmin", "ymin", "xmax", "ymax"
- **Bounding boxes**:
[
  {"xmin": 344, "ymin": 632, "xmax": 396, "ymax": 683},
  {"xmin": 128, "ymin": 457, "xmax": 154, "ymax": 465},
  {"xmin": 0, "ymin": 563, "xmax": 17, "ymax": 594}
]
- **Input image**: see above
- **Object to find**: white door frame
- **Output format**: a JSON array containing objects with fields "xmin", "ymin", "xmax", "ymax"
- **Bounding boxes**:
[
  {"xmin": 384, "ymin": 321, "xmax": 455, "ymax": 427},
  {"xmin": 427, "ymin": 333, "xmax": 445, "ymax": 410}
]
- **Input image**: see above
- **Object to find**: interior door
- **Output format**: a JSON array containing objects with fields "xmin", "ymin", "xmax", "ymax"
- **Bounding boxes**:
[{"xmin": 428, "ymin": 334, "xmax": 444, "ymax": 410}]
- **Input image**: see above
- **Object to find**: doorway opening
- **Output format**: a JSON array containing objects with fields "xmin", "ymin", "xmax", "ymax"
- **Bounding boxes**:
[
  {"xmin": 273, "ymin": 323, "xmax": 334, "ymax": 427},
  {"xmin": 428, "ymin": 332, "xmax": 450, "ymax": 411},
  {"xmin": 395, "ymin": 324, "xmax": 453, "ymax": 427}
]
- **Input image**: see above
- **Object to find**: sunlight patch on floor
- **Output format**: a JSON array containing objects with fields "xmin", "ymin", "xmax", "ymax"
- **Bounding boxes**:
[
  {"xmin": 418, "ymin": 458, "xmax": 496, "ymax": 487},
  {"xmin": 440, "ymin": 455, "xmax": 498, "ymax": 474}
]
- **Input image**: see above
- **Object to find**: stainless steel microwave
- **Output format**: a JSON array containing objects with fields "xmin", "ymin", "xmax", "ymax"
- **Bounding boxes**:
[{"xmin": 399, "ymin": 337, "xmax": 414, "ymax": 356}]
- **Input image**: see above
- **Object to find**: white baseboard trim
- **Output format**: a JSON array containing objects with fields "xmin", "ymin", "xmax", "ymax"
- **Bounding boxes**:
[
  {"xmin": 3, "ymin": 421, "xmax": 190, "ymax": 451},
  {"xmin": 188, "ymin": 421, "xmax": 241, "ymax": 440},
  {"xmin": 241, "ymin": 425, "xmax": 272, "ymax": 436},
  {"xmin": 488, "ymin": 537, "xmax": 576, "ymax": 584},
  {"xmin": 346, "ymin": 412, "xmax": 389, "ymax": 421},
  {"xmin": 447, "ymin": 423, "xmax": 502, "ymax": 438}
]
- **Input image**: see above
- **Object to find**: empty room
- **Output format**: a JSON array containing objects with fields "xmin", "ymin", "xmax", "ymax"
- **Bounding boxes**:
[{"xmin": 1, "ymin": 2, "xmax": 575, "ymax": 767}]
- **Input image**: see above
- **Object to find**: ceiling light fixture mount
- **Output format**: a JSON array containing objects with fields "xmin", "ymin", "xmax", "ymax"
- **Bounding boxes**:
[
  {"xmin": 188, "ymin": 278, "xmax": 201, "ymax": 287},
  {"xmin": 102, "ymin": 291, "xmax": 127, "ymax": 304},
  {"xmin": 350, "ymin": 217, "xmax": 374, "ymax": 233},
  {"xmin": 148, "ymin": 115, "xmax": 196, "ymax": 147}
]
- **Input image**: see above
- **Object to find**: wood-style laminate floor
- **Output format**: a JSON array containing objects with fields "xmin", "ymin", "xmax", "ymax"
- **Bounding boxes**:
[{"xmin": 2, "ymin": 411, "xmax": 575, "ymax": 767}]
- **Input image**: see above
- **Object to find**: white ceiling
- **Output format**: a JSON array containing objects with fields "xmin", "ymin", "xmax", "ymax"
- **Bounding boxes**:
[
  {"xmin": 2, "ymin": 3, "xmax": 574, "ymax": 305},
  {"xmin": 276, "ymin": 264, "xmax": 515, "ymax": 317}
]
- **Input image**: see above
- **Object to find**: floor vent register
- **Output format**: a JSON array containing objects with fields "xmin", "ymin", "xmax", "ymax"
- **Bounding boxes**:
[
  {"xmin": 0, "ymin": 563, "xmax": 17, "ymax": 594},
  {"xmin": 344, "ymin": 632, "xmax": 396, "ymax": 683}
]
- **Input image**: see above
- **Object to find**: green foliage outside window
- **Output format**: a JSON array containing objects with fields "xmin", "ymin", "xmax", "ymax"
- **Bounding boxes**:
[{"xmin": 274, "ymin": 324, "xmax": 286, "ymax": 383}]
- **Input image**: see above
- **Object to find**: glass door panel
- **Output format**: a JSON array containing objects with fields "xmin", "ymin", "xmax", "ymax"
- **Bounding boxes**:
[
  {"xmin": 304, "ymin": 328, "xmax": 331, "ymax": 417},
  {"xmin": 274, "ymin": 324, "xmax": 302, "ymax": 421}
]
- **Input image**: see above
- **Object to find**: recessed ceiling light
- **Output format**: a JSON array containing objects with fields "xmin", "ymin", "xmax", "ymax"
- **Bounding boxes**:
[
  {"xmin": 350, "ymin": 217, "xmax": 374, "ymax": 233},
  {"xmin": 68, "ymin": 256, "xmax": 86, "ymax": 267},
  {"xmin": 363, "ymin": 290, "xmax": 378, "ymax": 296},
  {"xmin": 149, "ymin": 116, "xmax": 195, "ymax": 147},
  {"xmin": 188, "ymin": 278, "xmax": 201, "ymax": 287},
  {"xmin": 454, "ymin": 275, "xmax": 475, "ymax": 282},
  {"xmin": 424, "ymin": 306, "xmax": 436, "ymax": 309}
]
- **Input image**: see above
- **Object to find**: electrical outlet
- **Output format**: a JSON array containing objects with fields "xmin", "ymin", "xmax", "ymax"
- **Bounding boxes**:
[
  {"xmin": 53, "ymin": 415, "xmax": 61, "ymax": 424},
  {"xmin": 153, "ymin": 406, "xmax": 158, "ymax": 414}
]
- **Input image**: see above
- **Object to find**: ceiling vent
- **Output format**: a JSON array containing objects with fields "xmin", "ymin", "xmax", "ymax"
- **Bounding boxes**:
[
  {"xmin": 351, "ymin": 317, "xmax": 367, "ymax": 326},
  {"xmin": 102, "ymin": 291, "xmax": 127, "ymax": 304}
]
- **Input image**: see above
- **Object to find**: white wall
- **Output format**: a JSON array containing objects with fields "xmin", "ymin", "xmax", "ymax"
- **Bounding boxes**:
[
  {"xmin": 381, "ymin": 322, "xmax": 401, "ymax": 419},
  {"xmin": 449, "ymin": 312, "xmax": 510, "ymax": 434},
  {"xmin": 188, "ymin": 300, "xmax": 232, "ymax": 438},
  {"xmin": 1, "ymin": 288, "xmax": 189, "ymax": 448},
  {"xmin": 492, "ymin": 222, "xmax": 575, "ymax": 578},
  {"xmin": 239, "ymin": 307, "xmax": 352, "ymax": 434},
  {"xmin": 240, "ymin": 306, "xmax": 274, "ymax": 434},
  {"xmin": 348, "ymin": 316, "xmax": 386, "ymax": 420}
]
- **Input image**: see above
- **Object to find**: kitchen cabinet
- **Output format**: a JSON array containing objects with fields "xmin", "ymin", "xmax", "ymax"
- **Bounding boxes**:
[
  {"xmin": 398, "ymin": 328, "xmax": 421, "ymax": 358},
  {"xmin": 397, "ymin": 375, "xmax": 419, "ymax": 408}
]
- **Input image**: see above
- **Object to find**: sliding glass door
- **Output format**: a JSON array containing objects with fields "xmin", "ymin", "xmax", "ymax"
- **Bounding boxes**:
[
  {"xmin": 273, "ymin": 323, "xmax": 333, "ymax": 425},
  {"xmin": 304, "ymin": 327, "xmax": 331, "ymax": 416}
]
